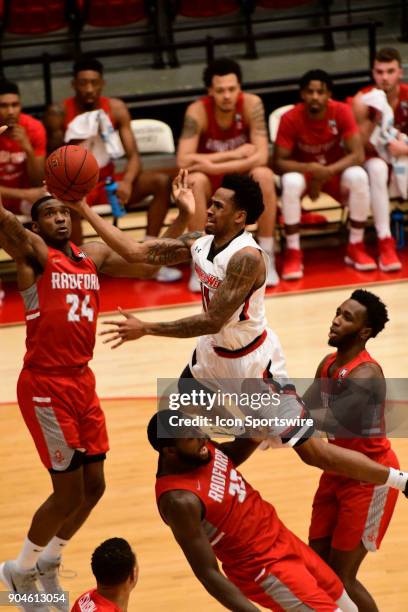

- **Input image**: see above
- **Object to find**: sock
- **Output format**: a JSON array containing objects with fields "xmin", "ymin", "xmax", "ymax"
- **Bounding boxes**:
[
  {"xmin": 257, "ymin": 236, "xmax": 274, "ymax": 255},
  {"xmin": 16, "ymin": 537, "xmax": 45, "ymax": 572},
  {"xmin": 286, "ymin": 234, "xmax": 300, "ymax": 250},
  {"xmin": 348, "ymin": 227, "xmax": 364, "ymax": 244},
  {"xmin": 40, "ymin": 536, "xmax": 69, "ymax": 564},
  {"xmin": 364, "ymin": 158, "xmax": 392, "ymax": 239}
]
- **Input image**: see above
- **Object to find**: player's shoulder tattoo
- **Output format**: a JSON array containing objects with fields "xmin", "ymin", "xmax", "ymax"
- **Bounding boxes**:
[
  {"xmin": 180, "ymin": 114, "xmax": 200, "ymax": 139},
  {"xmin": 249, "ymin": 98, "xmax": 267, "ymax": 135},
  {"xmin": 179, "ymin": 231, "xmax": 204, "ymax": 245}
]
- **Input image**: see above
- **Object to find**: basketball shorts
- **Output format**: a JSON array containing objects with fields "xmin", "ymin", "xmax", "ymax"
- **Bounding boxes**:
[
  {"xmin": 17, "ymin": 366, "xmax": 109, "ymax": 471},
  {"xmin": 226, "ymin": 525, "xmax": 343, "ymax": 611},
  {"xmin": 309, "ymin": 448, "xmax": 399, "ymax": 551}
]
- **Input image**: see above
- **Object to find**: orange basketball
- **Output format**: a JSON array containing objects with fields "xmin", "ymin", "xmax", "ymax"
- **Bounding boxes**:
[{"xmin": 45, "ymin": 145, "xmax": 99, "ymax": 201}]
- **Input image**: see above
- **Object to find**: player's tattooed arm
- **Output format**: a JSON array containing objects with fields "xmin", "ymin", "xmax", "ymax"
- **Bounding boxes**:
[
  {"xmin": 160, "ymin": 491, "xmax": 260, "ymax": 611},
  {"xmin": 180, "ymin": 114, "xmax": 199, "ymax": 139},
  {"xmin": 0, "ymin": 202, "xmax": 46, "ymax": 263},
  {"xmin": 250, "ymin": 99, "xmax": 268, "ymax": 136},
  {"xmin": 100, "ymin": 248, "xmax": 262, "ymax": 347}
]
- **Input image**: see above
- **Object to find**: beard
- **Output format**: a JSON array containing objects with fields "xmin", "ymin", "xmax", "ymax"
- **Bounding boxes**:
[{"xmin": 177, "ymin": 447, "xmax": 212, "ymax": 469}]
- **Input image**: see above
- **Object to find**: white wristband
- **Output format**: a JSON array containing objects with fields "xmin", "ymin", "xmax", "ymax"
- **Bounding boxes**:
[{"xmin": 386, "ymin": 467, "xmax": 408, "ymax": 491}]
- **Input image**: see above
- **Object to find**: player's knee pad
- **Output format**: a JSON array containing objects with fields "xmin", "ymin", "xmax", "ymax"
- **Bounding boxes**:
[{"xmin": 342, "ymin": 165, "xmax": 369, "ymax": 188}]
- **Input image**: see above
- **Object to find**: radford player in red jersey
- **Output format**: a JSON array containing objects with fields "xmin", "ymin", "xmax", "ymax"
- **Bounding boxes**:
[
  {"xmin": 0, "ymin": 169, "xmax": 193, "ymax": 612},
  {"xmin": 71, "ymin": 538, "xmax": 138, "ymax": 612},
  {"xmin": 303, "ymin": 289, "xmax": 399, "ymax": 611},
  {"xmin": 352, "ymin": 47, "xmax": 406, "ymax": 272},
  {"xmin": 149, "ymin": 409, "xmax": 360, "ymax": 611},
  {"xmin": 273, "ymin": 69, "xmax": 375, "ymax": 280},
  {"xmin": 177, "ymin": 57, "xmax": 278, "ymax": 291}
]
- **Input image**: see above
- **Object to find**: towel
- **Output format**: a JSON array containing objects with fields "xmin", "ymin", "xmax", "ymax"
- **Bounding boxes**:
[{"xmin": 64, "ymin": 109, "xmax": 125, "ymax": 168}]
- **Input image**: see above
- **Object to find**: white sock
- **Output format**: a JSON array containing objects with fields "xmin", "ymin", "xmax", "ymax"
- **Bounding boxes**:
[
  {"xmin": 40, "ymin": 536, "xmax": 68, "ymax": 563},
  {"xmin": 364, "ymin": 158, "xmax": 392, "ymax": 239},
  {"xmin": 349, "ymin": 227, "xmax": 364, "ymax": 244},
  {"xmin": 281, "ymin": 172, "xmax": 304, "ymax": 225},
  {"xmin": 286, "ymin": 234, "xmax": 300, "ymax": 250},
  {"xmin": 16, "ymin": 537, "xmax": 45, "ymax": 572},
  {"xmin": 257, "ymin": 236, "xmax": 274, "ymax": 255}
]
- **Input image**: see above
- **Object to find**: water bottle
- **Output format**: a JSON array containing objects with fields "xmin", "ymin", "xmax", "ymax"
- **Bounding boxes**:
[
  {"xmin": 105, "ymin": 177, "xmax": 126, "ymax": 218},
  {"xmin": 391, "ymin": 208, "xmax": 405, "ymax": 249}
]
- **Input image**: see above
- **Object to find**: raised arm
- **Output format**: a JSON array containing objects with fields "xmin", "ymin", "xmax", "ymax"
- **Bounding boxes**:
[
  {"xmin": 100, "ymin": 246, "xmax": 263, "ymax": 347},
  {"xmin": 0, "ymin": 195, "xmax": 47, "ymax": 289},
  {"xmin": 160, "ymin": 491, "xmax": 260, "ymax": 612}
]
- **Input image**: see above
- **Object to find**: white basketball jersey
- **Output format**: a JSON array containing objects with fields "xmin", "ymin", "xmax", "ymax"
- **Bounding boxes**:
[{"xmin": 191, "ymin": 230, "xmax": 268, "ymax": 350}]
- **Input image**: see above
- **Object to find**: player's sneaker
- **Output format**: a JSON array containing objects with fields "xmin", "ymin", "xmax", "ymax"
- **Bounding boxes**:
[
  {"xmin": 378, "ymin": 237, "xmax": 402, "ymax": 272},
  {"xmin": 155, "ymin": 266, "xmax": 182, "ymax": 282},
  {"xmin": 0, "ymin": 560, "xmax": 50, "ymax": 611},
  {"xmin": 344, "ymin": 242, "xmax": 377, "ymax": 271},
  {"xmin": 36, "ymin": 559, "xmax": 68, "ymax": 612},
  {"xmin": 266, "ymin": 253, "xmax": 279, "ymax": 287},
  {"xmin": 300, "ymin": 211, "xmax": 327, "ymax": 226},
  {"xmin": 282, "ymin": 249, "xmax": 303, "ymax": 280}
]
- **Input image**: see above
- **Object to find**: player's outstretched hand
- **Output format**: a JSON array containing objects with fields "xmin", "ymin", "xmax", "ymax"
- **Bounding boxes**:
[
  {"xmin": 172, "ymin": 169, "xmax": 195, "ymax": 217},
  {"xmin": 100, "ymin": 307, "xmax": 147, "ymax": 348}
]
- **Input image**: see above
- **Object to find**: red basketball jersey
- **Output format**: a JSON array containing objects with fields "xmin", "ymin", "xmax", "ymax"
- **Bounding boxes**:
[
  {"xmin": 63, "ymin": 96, "xmax": 116, "ymax": 180},
  {"xmin": 156, "ymin": 441, "xmax": 283, "ymax": 581},
  {"xmin": 71, "ymin": 589, "xmax": 121, "ymax": 612},
  {"xmin": 359, "ymin": 83, "xmax": 408, "ymax": 135},
  {"xmin": 22, "ymin": 243, "xmax": 100, "ymax": 370},
  {"xmin": 275, "ymin": 100, "xmax": 358, "ymax": 165},
  {"xmin": 320, "ymin": 350, "xmax": 390, "ymax": 456},
  {"xmin": 198, "ymin": 92, "xmax": 249, "ymax": 154}
]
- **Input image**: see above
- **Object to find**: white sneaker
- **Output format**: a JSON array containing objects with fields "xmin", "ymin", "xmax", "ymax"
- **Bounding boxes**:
[
  {"xmin": 0, "ymin": 560, "xmax": 50, "ymax": 611},
  {"xmin": 36, "ymin": 559, "xmax": 68, "ymax": 612},
  {"xmin": 265, "ymin": 253, "xmax": 280, "ymax": 287},
  {"xmin": 188, "ymin": 267, "xmax": 201, "ymax": 293},
  {"xmin": 155, "ymin": 266, "xmax": 182, "ymax": 282}
]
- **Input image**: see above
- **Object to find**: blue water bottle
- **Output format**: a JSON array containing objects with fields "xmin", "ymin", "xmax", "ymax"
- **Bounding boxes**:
[
  {"xmin": 391, "ymin": 208, "xmax": 405, "ymax": 249},
  {"xmin": 105, "ymin": 177, "xmax": 126, "ymax": 218}
]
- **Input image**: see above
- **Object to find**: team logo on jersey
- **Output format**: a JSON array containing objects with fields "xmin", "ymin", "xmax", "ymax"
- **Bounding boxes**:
[
  {"xmin": 328, "ymin": 119, "xmax": 338, "ymax": 135},
  {"xmin": 338, "ymin": 368, "xmax": 348, "ymax": 378},
  {"xmin": 235, "ymin": 113, "xmax": 243, "ymax": 130},
  {"xmin": 77, "ymin": 251, "xmax": 87, "ymax": 259},
  {"xmin": 54, "ymin": 449, "xmax": 64, "ymax": 464}
]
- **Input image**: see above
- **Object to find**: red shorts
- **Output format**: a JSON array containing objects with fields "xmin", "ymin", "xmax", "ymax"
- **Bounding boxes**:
[
  {"xmin": 86, "ymin": 171, "xmax": 124, "ymax": 206},
  {"xmin": 226, "ymin": 525, "xmax": 343, "ymax": 611},
  {"xmin": 17, "ymin": 366, "xmax": 109, "ymax": 471},
  {"xmin": 309, "ymin": 449, "xmax": 399, "ymax": 551}
]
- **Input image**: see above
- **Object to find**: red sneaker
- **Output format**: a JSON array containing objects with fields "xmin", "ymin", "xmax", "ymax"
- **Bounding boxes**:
[
  {"xmin": 378, "ymin": 237, "xmax": 402, "ymax": 272},
  {"xmin": 282, "ymin": 249, "xmax": 303, "ymax": 280},
  {"xmin": 277, "ymin": 211, "xmax": 327, "ymax": 225},
  {"xmin": 300, "ymin": 211, "xmax": 328, "ymax": 226},
  {"xmin": 344, "ymin": 242, "xmax": 377, "ymax": 271}
]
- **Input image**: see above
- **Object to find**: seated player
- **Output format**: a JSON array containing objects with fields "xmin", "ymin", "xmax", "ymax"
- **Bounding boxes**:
[
  {"xmin": 43, "ymin": 55, "xmax": 179, "ymax": 282},
  {"xmin": 273, "ymin": 70, "xmax": 375, "ymax": 280},
  {"xmin": 71, "ymin": 538, "xmax": 138, "ymax": 612},
  {"xmin": 177, "ymin": 58, "xmax": 278, "ymax": 291},
  {"xmin": 304, "ymin": 290, "xmax": 399, "ymax": 610},
  {"xmin": 352, "ymin": 47, "xmax": 405, "ymax": 272},
  {"xmin": 148, "ymin": 409, "xmax": 360, "ymax": 611},
  {"xmin": 0, "ymin": 80, "xmax": 47, "ymax": 214}
]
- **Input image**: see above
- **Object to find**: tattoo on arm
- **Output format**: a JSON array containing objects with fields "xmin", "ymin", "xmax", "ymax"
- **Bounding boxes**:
[
  {"xmin": 145, "ymin": 239, "xmax": 191, "ymax": 266},
  {"xmin": 251, "ymin": 101, "xmax": 267, "ymax": 135},
  {"xmin": 0, "ymin": 212, "xmax": 33, "ymax": 258},
  {"xmin": 180, "ymin": 115, "xmax": 199, "ymax": 139},
  {"xmin": 179, "ymin": 231, "xmax": 204, "ymax": 248}
]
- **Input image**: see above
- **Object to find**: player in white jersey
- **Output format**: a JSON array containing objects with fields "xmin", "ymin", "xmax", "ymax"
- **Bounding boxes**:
[{"xmin": 71, "ymin": 169, "xmax": 408, "ymax": 494}]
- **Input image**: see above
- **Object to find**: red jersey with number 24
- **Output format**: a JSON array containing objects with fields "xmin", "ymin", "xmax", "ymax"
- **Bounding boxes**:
[
  {"xmin": 22, "ymin": 242, "xmax": 100, "ymax": 370},
  {"xmin": 156, "ymin": 441, "xmax": 283, "ymax": 582}
]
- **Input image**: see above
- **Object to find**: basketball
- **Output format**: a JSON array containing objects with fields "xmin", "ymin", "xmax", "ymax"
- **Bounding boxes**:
[{"xmin": 45, "ymin": 145, "xmax": 99, "ymax": 202}]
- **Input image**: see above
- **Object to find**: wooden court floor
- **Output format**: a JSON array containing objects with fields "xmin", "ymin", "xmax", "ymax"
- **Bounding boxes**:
[{"xmin": 1, "ymin": 283, "xmax": 408, "ymax": 610}]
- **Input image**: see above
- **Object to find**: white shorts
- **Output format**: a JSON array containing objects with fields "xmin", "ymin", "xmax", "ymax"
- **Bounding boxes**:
[{"xmin": 187, "ymin": 328, "xmax": 312, "ymax": 443}]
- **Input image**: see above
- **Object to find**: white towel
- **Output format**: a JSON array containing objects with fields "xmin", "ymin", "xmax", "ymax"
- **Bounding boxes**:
[
  {"xmin": 361, "ymin": 88, "xmax": 408, "ymax": 197},
  {"xmin": 64, "ymin": 109, "xmax": 125, "ymax": 168}
]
